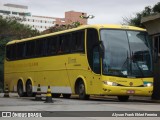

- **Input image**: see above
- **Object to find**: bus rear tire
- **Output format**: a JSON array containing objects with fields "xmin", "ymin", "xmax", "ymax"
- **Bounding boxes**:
[
  {"xmin": 117, "ymin": 96, "xmax": 129, "ymax": 102},
  {"xmin": 62, "ymin": 94, "xmax": 71, "ymax": 98},
  {"xmin": 17, "ymin": 80, "xmax": 25, "ymax": 97},
  {"xmin": 78, "ymin": 81, "xmax": 90, "ymax": 100},
  {"xmin": 52, "ymin": 93, "xmax": 61, "ymax": 98},
  {"xmin": 26, "ymin": 80, "xmax": 33, "ymax": 97}
]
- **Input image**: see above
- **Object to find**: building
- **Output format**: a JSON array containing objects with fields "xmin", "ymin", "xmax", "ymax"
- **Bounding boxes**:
[
  {"xmin": 141, "ymin": 13, "xmax": 160, "ymax": 99},
  {"xmin": 54, "ymin": 11, "xmax": 87, "ymax": 25},
  {"xmin": 0, "ymin": 3, "xmax": 56, "ymax": 32},
  {"xmin": 142, "ymin": 13, "xmax": 160, "ymax": 54},
  {"xmin": 0, "ymin": 3, "xmax": 88, "ymax": 32}
]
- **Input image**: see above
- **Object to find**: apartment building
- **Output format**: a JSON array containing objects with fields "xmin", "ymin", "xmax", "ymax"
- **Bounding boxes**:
[
  {"xmin": 0, "ymin": 3, "xmax": 87, "ymax": 32},
  {"xmin": 0, "ymin": 3, "xmax": 55, "ymax": 32},
  {"xmin": 55, "ymin": 11, "xmax": 87, "ymax": 25}
]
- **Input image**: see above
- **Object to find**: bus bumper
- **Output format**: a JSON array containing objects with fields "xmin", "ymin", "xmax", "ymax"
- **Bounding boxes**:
[{"xmin": 102, "ymin": 86, "xmax": 153, "ymax": 96}]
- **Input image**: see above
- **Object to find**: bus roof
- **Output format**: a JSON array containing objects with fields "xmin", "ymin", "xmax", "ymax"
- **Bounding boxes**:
[{"xmin": 7, "ymin": 24, "xmax": 146, "ymax": 45}]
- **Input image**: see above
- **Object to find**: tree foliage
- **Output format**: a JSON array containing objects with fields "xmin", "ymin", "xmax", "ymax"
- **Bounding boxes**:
[
  {"xmin": 0, "ymin": 16, "xmax": 40, "ymax": 60},
  {"xmin": 122, "ymin": 2, "xmax": 160, "ymax": 28},
  {"xmin": 153, "ymin": 2, "xmax": 160, "ymax": 13},
  {"xmin": 0, "ymin": 16, "xmax": 39, "ymax": 40},
  {"xmin": 42, "ymin": 21, "xmax": 81, "ymax": 34}
]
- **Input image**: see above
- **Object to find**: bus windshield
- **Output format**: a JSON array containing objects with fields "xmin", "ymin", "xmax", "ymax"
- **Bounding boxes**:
[{"xmin": 101, "ymin": 29, "xmax": 153, "ymax": 78}]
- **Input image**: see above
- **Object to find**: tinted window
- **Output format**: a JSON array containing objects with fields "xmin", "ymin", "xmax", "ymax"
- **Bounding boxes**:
[
  {"xmin": 35, "ymin": 39, "xmax": 45, "ymax": 56},
  {"xmin": 26, "ymin": 41, "xmax": 35, "ymax": 57},
  {"xmin": 87, "ymin": 28, "xmax": 100, "ymax": 74},
  {"xmin": 71, "ymin": 31, "xmax": 84, "ymax": 52},
  {"xmin": 93, "ymin": 46, "xmax": 101, "ymax": 74},
  {"xmin": 6, "ymin": 44, "xmax": 17, "ymax": 60},
  {"xmin": 6, "ymin": 45, "xmax": 12, "ymax": 60},
  {"xmin": 58, "ymin": 34, "xmax": 71, "ymax": 53},
  {"xmin": 17, "ymin": 42, "xmax": 25, "ymax": 59},
  {"xmin": 46, "ymin": 36, "xmax": 57, "ymax": 55}
]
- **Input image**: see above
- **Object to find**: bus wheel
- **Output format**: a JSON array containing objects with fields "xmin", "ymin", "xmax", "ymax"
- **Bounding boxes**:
[
  {"xmin": 26, "ymin": 80, "xmax": 33, "ymax": 97},
  {"xmin": 78, "ymin": 81, "xmax": 90, "ymax": 100},
  {"xmin": 62, "ymin": 94, "xmax": 71, "ymax": 98},
  {"xmin": 52, "ymin": 93, "xmax": 61, "ymax": 98},
  {"xmin": 117, "ymin": 96, "xmax": 129, "ymax": 102},
  {"xmin": 17, "ymin": 80, "xmax": 25, "ymax": 97}
]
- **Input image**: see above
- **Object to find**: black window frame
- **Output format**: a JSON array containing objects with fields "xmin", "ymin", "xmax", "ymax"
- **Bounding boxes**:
[
  {"xmin": 87, "ymin": 28, "xmax": 101, "ymax": 74},
  {"xmin": 35, "ymin": 38, "xmax": 46, "ymax": 57},
  {"xmin": 71, "ymin": 30, "xmax": 85, "ymax": 53},
  {"xmin": 45, "ymin": 36, "xmax": 58, "ymax": 56},
  {"xmin": 6, "ymin": 29, "xmax": 86, "ymax": 61},
  {"xmin": 58, "ymin": 33, "xmax": 71, "ymax": 54},
  {"xmin": 16, "ymin": 42, "xmax": 26, "ymax": 59},
  {"xmin": 25, "ymin": 40, "xmax": 36, "ymax": 58}
]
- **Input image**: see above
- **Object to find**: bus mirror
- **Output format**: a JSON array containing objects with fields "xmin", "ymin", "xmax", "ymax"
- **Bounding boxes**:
[
  {"xmin": 153, "ymin": 48, "xmax": 158, "ymax": 63},
  {"xmin": 99, "ymin": 41, "xmax": 104, "ymax": 58}
]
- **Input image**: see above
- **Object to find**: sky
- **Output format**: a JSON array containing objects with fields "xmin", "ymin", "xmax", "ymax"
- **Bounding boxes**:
[{"xmin": 0, "ymin": 0, "xmax": 159, "ymax": 24}]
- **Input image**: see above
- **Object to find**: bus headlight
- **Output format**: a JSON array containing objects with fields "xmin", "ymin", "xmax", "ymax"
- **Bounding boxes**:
[
  {"xmin": 103, "ymin": 81, "xmax": 118, "ymax": 86},
  {"xmin": 143, "ymin": 82, "xmax": 153, "ymax": 87}
]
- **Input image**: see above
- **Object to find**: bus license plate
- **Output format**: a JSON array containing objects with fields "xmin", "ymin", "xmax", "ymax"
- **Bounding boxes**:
[{"xmin": 127, "ymin": 90, "xmax": 135, "ymax": 94}]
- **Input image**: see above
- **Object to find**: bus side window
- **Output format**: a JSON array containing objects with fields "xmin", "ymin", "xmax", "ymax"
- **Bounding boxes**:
[
  {"xmin": 93, "ymin": 46, "xmax": 101, "ymax": 74},
  {"xmin": 26, "ymin": 41, "xmax": 36, "ymax": 58},
  {"xmin": 59, "ymin": 34, "xmax": 71, "ymax": 54},
  {"xmin": 6, "ymin": 44, "xmax": 21, "ymax": 60},
  {"xmin": 46, "ymin": 36, "xmax": 57, "ymax": 55},
  {"xmin": 17, "ymin": 42, "xmax": 25, "ymax": 59},
  {"xmin": 8, "ymin": 44, "xmax": 17, "ymax": 60},
  {"xmin": 6, "ymin": 45, "xmax": 12, "ymax": 60},
  {"xmin": 35, "ymin": 39, "xmax": 45, "ymax": 56},
  {"xmin": 87, "ymin": 28, "xmax": 100, "ymax": 74},
  {"xmin": 71, "ymin": 30, "xmax": 84, "ymax": 52},
  {"xmin": 77, "ymin": 31, "xmax": 84, "ymax": 51}
]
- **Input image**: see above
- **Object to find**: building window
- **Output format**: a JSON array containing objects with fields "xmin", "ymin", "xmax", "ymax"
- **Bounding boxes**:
[
  {"xmin": 12, "ymin": 12, "xmax": 18, "ymax": 15},
  {"xmin": 153, "ymin": 35, "xmax": 160, "ymax": 56}
]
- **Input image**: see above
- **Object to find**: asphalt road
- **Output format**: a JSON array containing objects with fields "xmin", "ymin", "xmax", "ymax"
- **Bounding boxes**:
[{"xmin": 0, "ymin": 93, "xmax": 160, "ymax": 120}]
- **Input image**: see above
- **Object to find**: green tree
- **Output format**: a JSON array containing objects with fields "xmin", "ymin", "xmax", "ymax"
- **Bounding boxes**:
[
  {"xmin": 152, "ymin": 2, "xmax": 160, "ymax": 13},
  {"xmin": 42, "ymin": 21, "xmax": 81, "ymax": 34},
  {"xmin": 122, "ymin": 2, "xmax": 160, "ymax": 27}
]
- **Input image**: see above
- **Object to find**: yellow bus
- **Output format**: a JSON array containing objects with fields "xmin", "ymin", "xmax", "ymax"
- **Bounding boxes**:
[{"xmin": 4, "ymin": 24, "xmax": 153, "ymax": 101}]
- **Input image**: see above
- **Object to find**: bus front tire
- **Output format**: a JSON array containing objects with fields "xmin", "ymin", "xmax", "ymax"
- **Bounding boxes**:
[
  {"xmin": 117, "ymin": 96, "xmax": 129, "ymax": 102},
  {"xmin": 78, "ymin": 81, "xmax": 90, "ymax": 100},
  {"xmin": 17, "ymin": 80, "xmax": 25, "ymax": 97},
  {"xmin": 52, "ymin": 93, "xmax": 61, "ymax": 98},
  {"xmin": 62, "ymin": 94, "xmax": 71, "ymax": 98}
]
